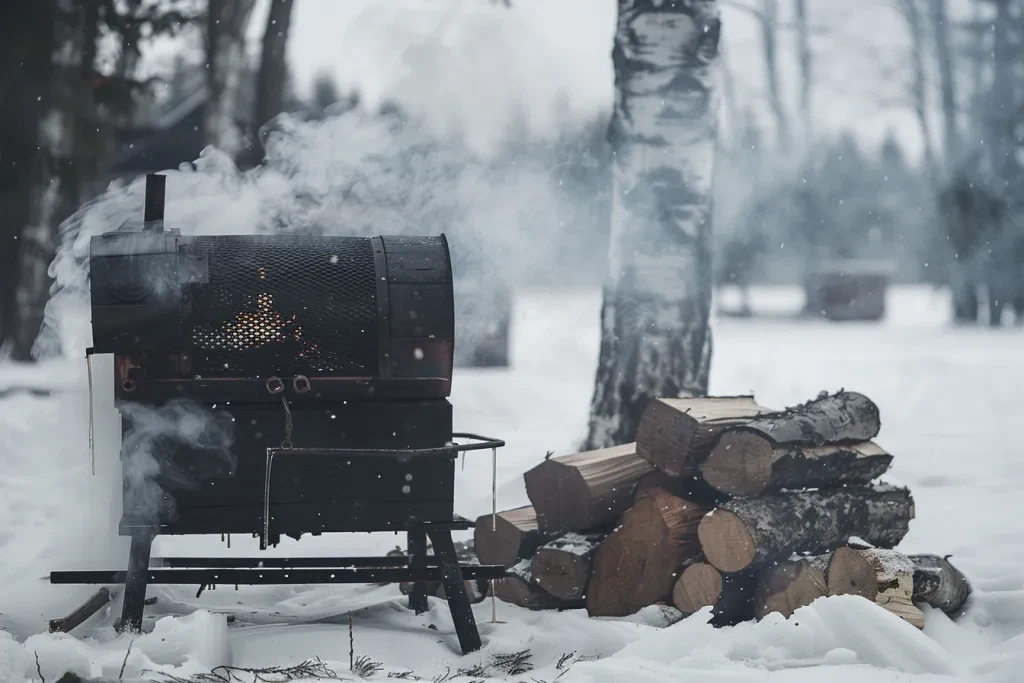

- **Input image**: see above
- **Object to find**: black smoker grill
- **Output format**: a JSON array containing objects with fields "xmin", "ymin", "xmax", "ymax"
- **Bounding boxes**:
[{"xmin": 50, "ymin": 174, "xmax": 506, "ymax": 654}]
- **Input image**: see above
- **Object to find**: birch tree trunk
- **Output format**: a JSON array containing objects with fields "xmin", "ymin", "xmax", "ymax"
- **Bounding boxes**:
[
  {"xmin": 897, "ymin": 0, "xmax": 936, "ymax": 176},
  {"xmin": 204, "ymin": 0, "xmax": 258, "ymax": 156},
  {"xmin": 794, "ymin": 0, "xmax": 812, "ymax": 135},
  {"xmin": 929, "ymin": 0, "xmax": 958, "ymax": 169},
  {"xmin": 585, "ymin": 0, "xmax": 721, "ymax": 450}
]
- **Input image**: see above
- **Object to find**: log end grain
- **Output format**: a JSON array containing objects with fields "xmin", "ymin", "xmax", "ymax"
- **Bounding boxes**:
[
  {"xmin": 754, "ymin": 560, "xmax": 827, "ymax": 619},
  {"xmin": 698, "ymin": 509, "xmax": 757, "ymax": 573},
  {"xmin": 700, "ymin": 430, "xmax": 774, "ymax": 497},
  {"xmin": 672, "ymin": 562, "xmax": 723, "ymax": 615}
]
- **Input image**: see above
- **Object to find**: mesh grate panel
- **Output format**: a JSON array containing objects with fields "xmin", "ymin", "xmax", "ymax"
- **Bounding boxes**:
[{"xmin": 188, "ymin": 236, "xmax": 378, "ymax": 377}]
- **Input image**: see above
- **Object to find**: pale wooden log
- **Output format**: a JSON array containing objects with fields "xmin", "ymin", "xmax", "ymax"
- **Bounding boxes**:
[
  {"xmin": 672, "ymin": 561, "xmax": 756, "ymax": 625},
  {"xmin": 728, "ymin": 390, "xmax": 881, "ymax": 446},
  {"xmin": 753, "ymin": 557, "xmax": 828, "ymax": 619},
  {"xmin": 826, "ymin": 547, "xmax": 924, "ymax": 628},
  {"xmin": 474, "ymin": 505, "xmax": 550, "ymax": 568},
  {"xmin": 586, "ymin": 488, "xmax": 709, "ymax": 617},
  {"xmin": 698, "ymin": 485, "xmax": 915, "ymax": 573},
  {"xmin": 530, "ymin": 532, "xmax": 604, "ymax": 601},
  {"xmin": 494, "ymin": 560, "xmax": 583, "ymax": 610},
  {"xmin": 701, "ymin": 439, "xmax": 893, "ymax": 497},
  {"xmin": 635, "ymin": 396, "xmax": 768, "ymax": 478},
  {"xmin": 524, "ymin": 443, "xmax": 652, "ymax": 532}
]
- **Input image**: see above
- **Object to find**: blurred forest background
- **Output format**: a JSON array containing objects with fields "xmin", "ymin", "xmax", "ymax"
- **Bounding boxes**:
[{"xmin": 1, "ymin": 0, "xmax": 1023, "ymax": 362}]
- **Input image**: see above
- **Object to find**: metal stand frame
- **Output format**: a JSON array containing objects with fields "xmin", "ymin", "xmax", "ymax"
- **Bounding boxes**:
[{"xmin": 51, "ymin": 434, "xmax": 506, "ymax": 655}]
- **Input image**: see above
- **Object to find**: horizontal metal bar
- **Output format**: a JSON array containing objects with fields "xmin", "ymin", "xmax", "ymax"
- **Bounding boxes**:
[
  {"xmin": 50, "ymin": 565, "xmax": 506, "ymax": 585},
  {"xmin": 152, "ymin": 556, "xmax": 414, "ymax": 569},
  {"xmin": 266, "ymin": 433, "xmax": 504, "ymax": 460}
]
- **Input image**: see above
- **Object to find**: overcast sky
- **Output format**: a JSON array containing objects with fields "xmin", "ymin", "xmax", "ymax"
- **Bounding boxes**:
[{"xmin": 229, "ymin": 0, "xmax": 978, "ymax": 162}]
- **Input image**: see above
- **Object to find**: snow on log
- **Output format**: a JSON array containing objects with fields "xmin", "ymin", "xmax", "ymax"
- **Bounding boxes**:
[
  {"xmin": 753, "ymin": 557, "xmax": 828, "ymax": 619},
  {"xmin": 531, "ymin": 532, "xmax": 604, "ymax": 601},
  {"xmin": 722, "ymin": 390, "xmax": 881, "ymax": 448},
  {"xmin": 698, "ymin": 485, "xmax": 915, "ymax": 573},
  {"xmin": 474, "ymin": 505, "xmax": 551, "ymax": 568},
  {"xmin": 908, "ymin": 554, "xmax": 971, "ymax": 615},
  {"xmin": 586, "ymin": 488, "xmax": 709, "ymax": 617},
  {"xmin": 826, "ymin": 547, "xmax": 923, "ymax": 628},
  {"xmin": 524, "ymin": 443, "xmax": 653, "ymax": 532},
  {"xmin": 635, "ymin": 396, "xmax": 768, "ymax": 477},
  {"xmin": 672, "ymin": 561, "xmax": 756, "ymax": 625},
  {"xmin": 494, "ymin": 559, "xmax": 583, "ymax": 610},
  {"xmin": 700, "ymin": 439, "xmax": 893, "ymax": 497}
]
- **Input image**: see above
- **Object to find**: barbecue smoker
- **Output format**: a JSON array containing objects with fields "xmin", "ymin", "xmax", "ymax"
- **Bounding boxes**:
[{"xmin": 50, "ymin": 175, "xmax": 506, "ymax": 654}]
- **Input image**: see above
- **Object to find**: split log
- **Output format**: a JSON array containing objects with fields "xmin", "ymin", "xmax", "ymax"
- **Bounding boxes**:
[
  {"xmin": 586, "ymin": 489, "xmax": 709, "ymax": 617},
  {"xmin": 636, "ymin": 396, "xmax": 768, "ymax": 478},
  {"xmin": 908, "ymin": 554, "xmax": 971, "ymax": 615},
  {"xmin": 494, "ymin": 560, "xmax": 583, "ymax": 610},
  {"xmin": 826, "ymin": 547, "xmax": 923, "ymax": 628},
  {"xmin": 48, "ymin": 587, "xmax": 116, "ymax": 633},
  {"xmin": 698, "ymin": 485, "xmax": 914, "ymax": 573},
  {"xmin": 754, "ymin": 557, "xmax": 828, "ymax": 619},
  {"xmin": 700, "ymin": 439, "xmax": 893, "ymax": 497},
  {"xmin": 634, "ymin": 470, "xmax": 691, "ymax": 501},
  {"xmin": 531, "ymin": 532, "xmax": 604, "ymax": 601},
  {"xmin": 672, "ymin": 561, "xmax": 756, "ymax": 625},
  {"xmin": 474, "ymin": 505, "xmax": 550, "ymax": 568},
  {"xmin": 524, "ymin": 443, "xmax": 652, "ymax": 532}
]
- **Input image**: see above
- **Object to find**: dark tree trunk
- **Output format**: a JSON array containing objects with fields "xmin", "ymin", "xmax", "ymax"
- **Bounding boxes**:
[
  {"xmin": 759, "ymin": 0, "xmax": 789, "ymax": 148},
  {"xmin": 584, "ymin": 0, "xmax": 721, "ymax": 450},
  {"xmin": 205, "ymin": 0, "xmax": 258, "ymax": 155},
  {"xmin": 255, "ymin": 0, "xmax": 294, "ymax": 130},
  {"xmin": 0, "ymin": 1, "xmax": 56, "ymax": 355}
]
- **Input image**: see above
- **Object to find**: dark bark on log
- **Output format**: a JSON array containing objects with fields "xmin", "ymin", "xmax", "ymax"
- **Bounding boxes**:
[
  {"xmin": 672, "ymin": 561, "xmax": 756, "ymax": 625},
  {"xmin": 474, "ymin": 506, "xmax": 551, "ymax": 568},
  {"xmin": 701, "ymin": 438, "xmax": 893, "ymax": 497},
  {"xmin": 698, "ymin": 485, "xmax": 914, "ymax": 573},
  {"xmin": 48, "ymin": 587, "xmax": 115, "ymax": 633},
  {"xmin": 254, "ymin": 0, "xmax": 294, "ymax": 128},
  {"xmin": 531, "ymin": 533, "xmax": 604, "ymax": 601},
  {"xmin": 729, "ymin": 390, "xmax": 881, "ymax": 447},
  {"xmin": 909, "ymin": 554, "xmax": 971, "ymax": 616},
  {"xmin": 524, "ymin": 443, "xmax": 652, "ymax": 532},
  {"xmin": 636, "ymin": 396, "xmax": 769, "ymax": 478},
  {"xmin": 753, "ymin": 557, "xmax": 827, "ymax": 619},
  {"xmin": 586, "ymin": 488, "xmax": 709, "ymax": 617},
  {"xmin": 494, "ymin": 560, "xmax": 583, "ymax": 610},
  {"xmin": 826, "ymin": 546, "xmax": 922, "ymax": 627}
]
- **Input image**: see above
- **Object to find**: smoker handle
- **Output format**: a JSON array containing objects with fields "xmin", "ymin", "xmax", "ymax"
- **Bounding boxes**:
[{"xmin": 450, "ymin": 433, "xmax": 505, "ymax": 453}]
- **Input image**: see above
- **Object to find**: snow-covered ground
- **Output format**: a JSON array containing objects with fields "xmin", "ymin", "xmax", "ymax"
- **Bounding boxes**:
[{"xmin": 2, "ymin": 284, "xmax": 1024, "ymax": 682}]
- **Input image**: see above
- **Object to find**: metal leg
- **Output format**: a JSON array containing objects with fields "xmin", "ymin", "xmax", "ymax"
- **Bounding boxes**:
[
  {"xmin": 115, "ymin": 532, "xmax": 154, "ymax": 634},
  {"xmin": 427, "ymin": 528, "xmax": 481, "ymax": 654},
  {"xmin": 407, "ymin": 528, "xmax": 429, "ymax": 614}
]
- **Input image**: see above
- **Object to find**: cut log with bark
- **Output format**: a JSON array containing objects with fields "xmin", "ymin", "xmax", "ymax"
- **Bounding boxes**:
[
  {"xmin": 531, "ymin": 532, "xmax": 604, "ymax": 601},
  {"xmin": 909, "ymin": 554, "xmax": 971, "ymax": 615},
  {"xmin": 826, "ymin": 547, "xmax": 923, "ymax": 628},
  {"xmin": 698, "ymin": 485, "xmax": 914, "ymax": 573},
  {"xmin": 586, "ymin": 489, "xmax": 709, "ymax": 617},
  {"xmin": 524, "ymin": 443, "xmax": 652, "ymax": 532},
  {"xmin": 494, "ymin": 560, "xmax": 583, "ymax": 610},
  {"xmin": 726, "ymin": 390, "xmax": 881, "ymax": 448},
  {"xmin": 636, "ymin": 397, "xmax": 768, "ymax": 478},
  {"xmin": 474, "ymin": 506, "xmax": 550, "ymax": 568},
  {"xmin": 48, "ymin": 587, "xmax": 116, "ymax": 633},
  {"xmin": 754, "ymin": 557, "xmax": 828, "ymax": 619},
  {"xmin": 701, "ymin": 439, "xmax": 893, "ymax": 497},
  {"xmin": 672, "ymin": 561, "xmax": 756, "ymax": 625}
]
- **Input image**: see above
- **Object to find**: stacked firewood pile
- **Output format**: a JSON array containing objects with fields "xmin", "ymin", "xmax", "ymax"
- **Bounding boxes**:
[{"xmin": 473, "ymin": 391, "xmax": 972, "ymax": 627}]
